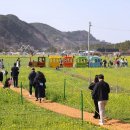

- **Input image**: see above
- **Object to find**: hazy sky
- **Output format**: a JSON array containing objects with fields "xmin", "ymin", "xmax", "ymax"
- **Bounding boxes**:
[{"xmin": 0, "ymin": 0, "xmax": 130, "ymax": 43}]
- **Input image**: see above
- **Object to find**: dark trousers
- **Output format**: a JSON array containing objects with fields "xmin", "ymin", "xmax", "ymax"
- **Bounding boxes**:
[
  {"xmin": 94, "ymin": 99, "xmax": 100, "ymax": 118},
  {"xmin": 13, "ymin": 76, "xmax": 18, "ymax": 87},
  {"xmin": 35, "ymin": 86, "xmax": 45, "ymax": 99},
  {"xmin": 35, "ymin": 86, "xmax": 38, "ymax": 99},
  {"xmin": 29, "ymin": 83, "xmax": 35, "ymax": 95}
]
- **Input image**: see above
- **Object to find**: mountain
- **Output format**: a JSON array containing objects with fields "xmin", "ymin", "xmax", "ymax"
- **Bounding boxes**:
[
  {"xmin": 31, "ymin": 23, "xmax": 102, "ymax": 50},
  {"xmin": 0, "ymin": 14, "xmax": 110, "ymax": 52},
  {"xmin": 64, "ymin": 30, "xmax": 101, "ymax": 45},
  {"xmin": 31, "ymin": 23, "xmax": 74, "ymax": 49},
  {"xmin": 0, "ymin": 14, "xmax": 50, "ymax": 51}
]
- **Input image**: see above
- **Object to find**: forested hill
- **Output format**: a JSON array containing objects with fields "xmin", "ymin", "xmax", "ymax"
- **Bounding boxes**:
[
  {"xmin": 31, "ymin": 23, "xmax": 104, "ymax": 50},
  {"xmin": 0, "ymin": 14, "xmax": 129, "ymax": 52},
  {"xmin": 0, "ymin": 14, "xmax": 50, "ymax": 50}
]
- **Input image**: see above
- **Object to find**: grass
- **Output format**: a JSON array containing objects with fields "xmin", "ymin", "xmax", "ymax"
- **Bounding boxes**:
[
  {"xmin": 1, "ymin": 55, "xmax": 130, "ymax": 123},
  {"xmin": 0, "ymin": 88, "xmax": 105, "ymax": 130}
]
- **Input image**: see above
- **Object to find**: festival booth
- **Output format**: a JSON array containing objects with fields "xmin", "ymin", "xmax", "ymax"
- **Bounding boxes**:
[
  {"xmin": 63, "ymin": 56, "xmax": 74, "ymax": 67},
  {"xmin": 49, "ymin": 56, "xmax": 62, "ymax": 68},
  {"xmin": 88, "ymin": 56, "xmax": 101, "ymax": 67},
  {"xmin": 75, "ymin": 56, "xmax": 87, "ymax": 67},
  {"xmin": 28, "ymin": 57, "xmax": 46, "ymax": 67}
]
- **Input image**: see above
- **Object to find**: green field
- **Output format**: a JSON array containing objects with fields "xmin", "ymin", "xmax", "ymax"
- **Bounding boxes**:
[
  {"xmin": 0, "ymin": 55, "xmax": 130, "ymax": 129},
  {"xmin": 0, "ymin": 88, "xmax": 105, "ymax": 130}
]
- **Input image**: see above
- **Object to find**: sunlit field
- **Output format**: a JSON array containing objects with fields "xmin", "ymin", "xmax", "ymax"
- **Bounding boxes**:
[
  {"xmin": 0, "ymin": 88, "xmax": 106, "ymax": 130},
  {"xmin": 0, "ymin": 55, "xmax": 130, "ymax": 127}
]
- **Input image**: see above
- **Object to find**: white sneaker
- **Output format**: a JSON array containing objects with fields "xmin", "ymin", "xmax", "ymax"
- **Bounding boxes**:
[{"xmin": 99, "ymin": 122, "xmax": 104, "ymax": 125}]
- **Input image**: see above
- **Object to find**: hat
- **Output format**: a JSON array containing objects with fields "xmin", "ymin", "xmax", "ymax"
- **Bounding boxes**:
[
  {"xmin": 32, "ymin": 68, "xmax": 35, "ymax": 70},
  {"xmin": 98, "ymin": 74, "xmax": 104, "ymax": 79}
]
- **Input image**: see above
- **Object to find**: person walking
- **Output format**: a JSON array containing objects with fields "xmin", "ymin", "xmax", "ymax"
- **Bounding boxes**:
[
  {"xmin": 28, "ymin": 68, "xmax": 36, "ymax": 96},
  {"xmin": 92, "ymin": 74, "xmax": 110, "ymax": 125},
  {"xmin": 0, "ymin": 69, "xmax": 3, "ymax": 82},
  {"xmin": 1, "ymin": 59, "xmax": 4, "ymax": 69},
  {"xmin": 59, "ymin": 58, "xmax": 63, "ymax": 68},
  {"xmin": 0, "ymin": 60, "xmax": 2, "ymax": 69},
  {"xmin": 89, "ymin": 75, "xmax": 100, "ymax": 119},
  {"xmin": 33, "ymin": 71, "xmax": 46, "ymax": 103},
  {"xmin": 11, "ymin": 63, "xmax": 19, "ymax": 87},
  {"xmin": 16, "ymin": 58, "xmax": 20, "ymax": 68}
]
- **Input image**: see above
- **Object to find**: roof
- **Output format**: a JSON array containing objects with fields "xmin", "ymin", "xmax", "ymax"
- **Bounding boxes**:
[{"xmin": 49, "ymin": 55, "xmax": 62, "ymax": 59}]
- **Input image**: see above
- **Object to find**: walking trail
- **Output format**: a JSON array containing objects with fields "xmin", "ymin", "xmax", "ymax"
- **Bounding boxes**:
[{"xmin": 0, "ymin": 83, "xmax": 130, "ymax": 130}]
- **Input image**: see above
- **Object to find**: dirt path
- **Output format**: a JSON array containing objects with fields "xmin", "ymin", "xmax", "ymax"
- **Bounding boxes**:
[{"xmin": 0, "ymin": 83, "xmax": 130, "ymax": 130}]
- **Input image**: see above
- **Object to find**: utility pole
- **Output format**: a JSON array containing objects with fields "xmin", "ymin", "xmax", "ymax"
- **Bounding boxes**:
[
  {"xmin": 88, "ymin": 22, "xmax": 92, "ymax": 55},
  {"xmin": 3, "ymin": 38, "xmax": 5, "ymax": 51},
  {"xmin": 87, "ymin": 22, "xmax": 92, "ymax": 67}
]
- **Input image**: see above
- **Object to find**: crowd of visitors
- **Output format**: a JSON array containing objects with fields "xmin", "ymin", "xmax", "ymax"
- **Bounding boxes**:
[
  {"xmin": 0, "ymin": 57, "xmax": 47, "ymax": 103},
  {"xmin": 101, "ymin": 57, "xmax": 128, "ymax": 68}
]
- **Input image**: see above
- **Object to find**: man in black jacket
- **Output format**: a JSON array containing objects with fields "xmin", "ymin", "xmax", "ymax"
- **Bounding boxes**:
[
  {"xmin": 28, "ymin": 68, "xmax": 36, "ymax": 96},
  {"xmin": 92, "ymin": 74, "xmax": 110, "ymax": 125},
  {"xmin": 11, "ymin": 63, "xmax": 19, "ymax": 87},
  {"xmin": 0, "ymin": 69, "xmax": 3, "ymax": 82},
  {"xmin": 89, "ymin": 75, "xmax": 100, "ymax": 119}
]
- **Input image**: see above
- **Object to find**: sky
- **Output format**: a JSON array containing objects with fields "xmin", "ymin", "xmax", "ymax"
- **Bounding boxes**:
[{"xmin": 0, "ymin": 0, "xmax": 130, "ymax": 43}]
